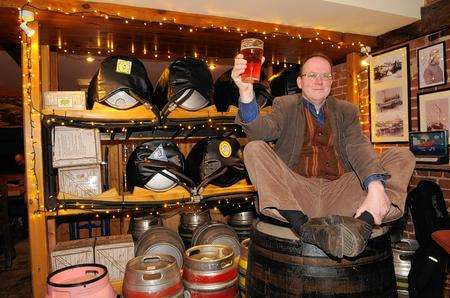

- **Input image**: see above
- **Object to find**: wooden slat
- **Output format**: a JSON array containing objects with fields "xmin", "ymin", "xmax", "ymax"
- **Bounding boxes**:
[
  {"xmin": 22, "ymin": 22, "xmax": 49, "ymax": 298},
  {"xmin": 168, "ymin": 105, "xmax": 272, "ymax": 120},
  {"xmin": 41, "ymin": 102, "xmax": 158, "ymax": 122},
  {"xmin": 201, "ymin": 179, "xmax": 255, "ymax": 197}
]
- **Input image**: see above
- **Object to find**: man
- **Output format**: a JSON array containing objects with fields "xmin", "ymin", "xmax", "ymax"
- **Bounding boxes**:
[{"xmin": 232, "ymin": 53, "xmax": 415, "ymax": 258}]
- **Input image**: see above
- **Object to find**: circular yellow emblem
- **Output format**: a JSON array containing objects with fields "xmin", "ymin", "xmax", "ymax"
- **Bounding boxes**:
[{"xmin": 219, "ymin": 141, "xmax": 232, "ymax": 158}]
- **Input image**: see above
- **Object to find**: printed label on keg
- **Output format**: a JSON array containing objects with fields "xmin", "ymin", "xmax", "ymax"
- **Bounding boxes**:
[
  {"xmin": 116, "ymin": 59, "xmax": 132, "ymax": 74},
  {"xmin": 219, "ymin": 141, "xmax": 232, "ymax": 158}
]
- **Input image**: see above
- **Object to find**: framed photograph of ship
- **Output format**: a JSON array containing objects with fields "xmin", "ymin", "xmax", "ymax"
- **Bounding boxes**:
[
  {"xmin": 418, "ymin": 42, "xmax": 447, "ymax": 90},
  {"xmin": 369, "ymin": 45, "xmax": 410, "ymax": 143},
  {"xmin": 418, "ymin": 88, "xmax": 450, "ymax": 142}
]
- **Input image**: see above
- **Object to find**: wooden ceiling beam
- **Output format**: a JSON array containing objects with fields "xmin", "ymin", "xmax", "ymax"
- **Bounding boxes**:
[{"xmin": 1, "ymin": 0, "xmax": 376, "ymax": 47}]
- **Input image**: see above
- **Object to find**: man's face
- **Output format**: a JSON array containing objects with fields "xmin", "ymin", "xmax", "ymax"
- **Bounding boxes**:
[{"xmin": 297, "ymin": 57, "xmax": 333, "ymax": 104}]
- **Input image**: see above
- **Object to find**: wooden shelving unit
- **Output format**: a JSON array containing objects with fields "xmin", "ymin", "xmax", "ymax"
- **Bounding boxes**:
[
  {"xmin": 41, "ymin": 103, "xmax": 158, "ymax": 122},
  {"xmin": 54, "ymin": 180, "xmax": 255, "ymax": 207}
]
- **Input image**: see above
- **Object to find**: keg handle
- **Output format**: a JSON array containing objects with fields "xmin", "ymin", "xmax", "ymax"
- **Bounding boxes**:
[
  {"xmin": 220, "ymin": 260, "xmax": 233, "ymax": 269},
  {"xmin": 143, "ymin": 273, "xmax": 163, "ymax": 281},
  {"xmin": 84, "ymin": 270, "xmax": 99, "ymax": 277},
  {"xmin": 141, "ymin": 256, "xmax": 165, "ymax": 281}
]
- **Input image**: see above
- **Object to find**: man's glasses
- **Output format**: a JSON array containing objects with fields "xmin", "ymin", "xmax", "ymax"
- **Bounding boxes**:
[{"xmin": 300, "ymin": 72, "xmax": 333, "ymax": 80}]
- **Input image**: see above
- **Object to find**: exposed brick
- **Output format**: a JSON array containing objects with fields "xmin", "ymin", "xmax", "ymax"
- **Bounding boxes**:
[
  {"xmin": 438, "ymin": 178, "xmax": 450, "ymax": 189},
  {"xmin": 442, "ymin": 189, "xmax": 450, "ymax": 201},
  {"xmin": 430, "ymin": 171, "xmax": 443, "ymax": 178},
  {"xmin": 415, "ymin": 170, "xmax": 430, "ymax": 176}
]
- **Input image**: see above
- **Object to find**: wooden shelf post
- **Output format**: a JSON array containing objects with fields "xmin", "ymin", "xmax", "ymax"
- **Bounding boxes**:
[{"xmin": 22, "ymin": 22, "xmax": 49, "ymax": 298}]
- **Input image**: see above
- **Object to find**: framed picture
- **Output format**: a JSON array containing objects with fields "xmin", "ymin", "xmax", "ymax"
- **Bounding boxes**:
[
  {"xmin": 369, "ymin": 45, "xmax": 410, "ymax": 143},
  {"xmin": 418, "ymin": 88, "xmax": 450, "ymax": 142},
  {"xmin": 418, "ymin": 41, "xmax": 447, "ymax": 89}
]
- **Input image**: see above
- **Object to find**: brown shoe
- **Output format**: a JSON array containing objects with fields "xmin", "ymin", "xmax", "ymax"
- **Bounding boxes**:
[{"xmin": 300, "ymin": 215, "xmax": 372, "ymax": 258}]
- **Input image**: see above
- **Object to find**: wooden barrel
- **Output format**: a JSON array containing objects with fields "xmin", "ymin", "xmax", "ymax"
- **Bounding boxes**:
[
  {"xmin": 130, "ymin": 215, "xmax": 161, "ymax": 242},
  {"xmin": 122, "ymin": 255, "xmax": 184, "ymax": 298},
  {"xmin": 135, "ymin": 226, "xmax": 185, "ymax": 269},
  {"xmin": 228, "ymin": 211, "xmax": 255, "ymax": 241},
  {"xmin": 248, "ymin": 220, "xmax": 397, "ymax": 297},
  {"xmin": 178, "ymin": 210, "xmax": 211, "ymax": 248},
  {"xmin": 191, "ymin": 221, "xmax": 241, "ymax": 257},
  {"xmin": 183, "ymin": 244, "xmax": 238, "ymax": 297},
  {"xmin": 238, "ymin": 238, "xmax": 250, "ymax": 298}
]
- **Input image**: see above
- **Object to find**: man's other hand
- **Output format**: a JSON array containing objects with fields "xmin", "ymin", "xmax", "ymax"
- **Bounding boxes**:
[{"xmin": 355, "ymin": 180, "xmax": 390, "ymax": 225}]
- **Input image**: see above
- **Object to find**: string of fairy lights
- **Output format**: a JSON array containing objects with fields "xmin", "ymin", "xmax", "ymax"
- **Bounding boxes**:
[
  {"xmin": 16, "ymin": 1, "xmax": 370, "ymax": 66},
  {"xmin": 19, "ymin": 0, "xmax": 368, "ymax": 219},
  {"xmin": 22, "ymin": 34, "xmax": 46, "ymax": 217}
]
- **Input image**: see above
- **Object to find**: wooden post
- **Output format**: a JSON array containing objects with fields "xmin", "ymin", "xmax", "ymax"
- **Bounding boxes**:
[
  {"xmin": 22, "ymin": 22, "xmax": 49, "ymax": 298},
  {"xmin": 346, "ymin": 52, "xmax": 363, "ymax": 107},
  {"xmin": 41, "ymin": 45, "xmax": 59, "ymax": 255}
]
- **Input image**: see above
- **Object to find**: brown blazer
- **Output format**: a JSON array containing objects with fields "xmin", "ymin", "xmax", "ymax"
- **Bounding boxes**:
[{"xmin": 235, "ymin": 94, "xmax": 387, "ymax": 186}]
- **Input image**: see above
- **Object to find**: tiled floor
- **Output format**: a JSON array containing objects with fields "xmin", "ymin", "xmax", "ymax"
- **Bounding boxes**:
[{"xmin": 0, "ymin": 239, "xmax": 32, "ymax": 298}]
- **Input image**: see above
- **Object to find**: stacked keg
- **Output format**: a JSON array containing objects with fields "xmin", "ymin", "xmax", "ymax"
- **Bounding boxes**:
[
  {"xmin": 123, "ymin": 255, "xmax": 184, "ymax": 298},
  {"xmin": 191, "ymin": 221, "xmax": 241, "ymax": 257},
  {"xmin": 392, "ymin": 239, "xmax": 419, "ymax": 296},
  {"xmin": 228, "ymin": 211, "xmax": 256, "ymax": 241},
  {"xmin": 178, "ymin": 210, "xmax": 211, "ymax": 248},
  {"xmin": 129, "ymin": 215, "xmax": 161, "ymax": 242},
  {"xmin": 183, "ymin": 245, "xmax": 238, "ymax": 297},
  {"xmin": 135, "ymin": 226, "xmax": 185, "ymax": 268}
]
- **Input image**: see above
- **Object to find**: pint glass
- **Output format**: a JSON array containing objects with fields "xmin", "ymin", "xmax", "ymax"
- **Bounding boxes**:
[{"xmin": 240, "ymin": 38, "xmax": 264, "ymax": 83}]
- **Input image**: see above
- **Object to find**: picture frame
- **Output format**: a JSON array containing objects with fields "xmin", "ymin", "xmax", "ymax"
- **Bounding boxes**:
[
  {"xmin": 418, "ymin": 41, "xmax": 447, "ymax": 89},
  {"xmin": 418, "ymin": 88, "xmax": 450, "ymax": 142},
  {"xmin": 369, "ymin": 45, "xmax": 410, "ymax": 143}
]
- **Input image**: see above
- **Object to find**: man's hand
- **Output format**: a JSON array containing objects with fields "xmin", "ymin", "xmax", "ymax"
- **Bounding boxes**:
[
  {"xmin": 355, "ymin": 180, "xmax": 390, "ymax": 225},
  {"xmin": 231, "ymin": 54, "xmax": 264, "ymax": 103}
]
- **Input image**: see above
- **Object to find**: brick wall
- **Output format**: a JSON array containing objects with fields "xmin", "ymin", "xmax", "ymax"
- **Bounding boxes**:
[
  {"xmin": 331, "ymin": 63, "xmax": 348, "ymax": 100},
  {"xmin": 332, "ymin": 34, "xmax": 450, "ymax": 239}
]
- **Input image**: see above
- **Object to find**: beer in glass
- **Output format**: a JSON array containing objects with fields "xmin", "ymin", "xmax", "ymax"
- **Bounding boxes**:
[{"xmin": 240, "ymin": 38, "xmax": 264, "ymax": 83}]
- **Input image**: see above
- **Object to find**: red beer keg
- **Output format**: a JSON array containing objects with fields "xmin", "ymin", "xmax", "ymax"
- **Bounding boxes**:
[
  {"xmin": 183, "ymin": 244, "xmax": 238, "ymax": 298},
  {"xmin": 123, "ymin": 255, "xmax": 184, "ymax": 298},
  {"xmin": 46, "ymin": 264, "xmax": 115, "ymax": 298}
]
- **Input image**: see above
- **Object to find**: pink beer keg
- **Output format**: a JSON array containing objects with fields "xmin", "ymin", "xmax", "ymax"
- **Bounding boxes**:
[{"xmin": 46, "ymin": 264, "xmax": 116, "ymax": 298}]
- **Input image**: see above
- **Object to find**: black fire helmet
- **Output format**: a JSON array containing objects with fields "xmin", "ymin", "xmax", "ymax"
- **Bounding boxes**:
[
  {"xmin": 268, "ymin": 64, "xmax": 301, "ymax": 97},
  {"xmin": 87, "ymin": 56, "xmax": 157, "ymax": 115},
  {"xmin": 126, "ymin": 140, "xmax": 194, "ymax": 192},
  {"xmin": 185, "ymin": 137, "xmax": 246, "ymax": 188},
  {"xmin": 152, "ymin": 57, "xmax": 213, "ymax": 117},
  {"xmin": 213, "ymin": 68, "xmax": 274, "ymax": 112}
]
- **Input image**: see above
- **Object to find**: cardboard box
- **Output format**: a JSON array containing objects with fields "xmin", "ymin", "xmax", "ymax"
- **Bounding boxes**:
[
  {"xmin": 44, "ymin": 91, "xmax": 86, "ymax": 110},
  {"xmin": 52, "ymin": 126, "xmax": 102, "ymax": 168},
  {"xmin": 58, "ymin": 165, "xmax": 102, "ymax": 199},
  {"xmin": 51, "ymin": 238, "xmax": 95, "ymax": 271},
  {"xmin": 94, "ymin": 235, "xmax": 134, "ymax": 281}
]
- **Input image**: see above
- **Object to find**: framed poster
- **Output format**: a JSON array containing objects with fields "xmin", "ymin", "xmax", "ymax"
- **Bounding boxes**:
[
  {"xmin": 418, "ymin": 41, "xmax": 447, "ymax": 89},
  {"xmin": 418, "ymin": 88, "xmax": 450, "ymax": 142},
  {"xmin": 369, "ymin": 45, "xmax": 410, "ymax": 143}
]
